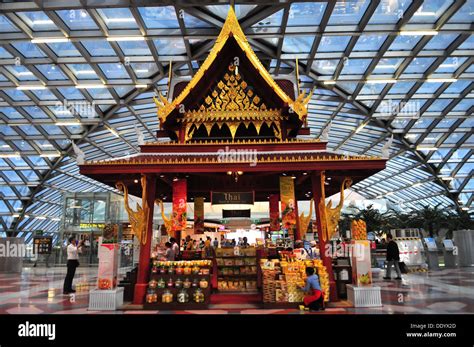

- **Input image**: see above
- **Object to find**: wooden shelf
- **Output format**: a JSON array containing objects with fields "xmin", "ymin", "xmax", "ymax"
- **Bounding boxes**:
[
  {"xmin": 217, "ymin": 264, "xmax": 255, "ymax": 267},
  {"xmin": 150, "ymin": 273, "xmax": 211, "ymax": 280},
  {"xmin": 215, "ymin": 256, "xmax": 256, "ymax": 259},
  {"xmin": 217, "ymin": 274, "xmax": 257, "ymax": 278}
]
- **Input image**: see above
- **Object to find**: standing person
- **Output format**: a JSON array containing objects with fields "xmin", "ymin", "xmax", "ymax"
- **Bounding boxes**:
[
  {"xmin": 299, "ymin": 267, "xmax": 325, "ymax": 311},
  {"xmin": 204, "ymin": 237, "xmax": 212, "ymax": 258},
  {"xmin": 242, "ymin": 237, "xmax": 249, "ymax": 247},
  {"xmin": 199, "ymin": 238, "xmax": 204, "ymax": 249},
  {"xmin": 164, "ymin": 242, "xmax": 174, "ymax": 261},
  {"xmin": 63, "ymin": 236, "xmax": 83, "ymax": 295},
  {"xmin": 384, "ymin": 234, "xmax": 402, "ymax": 280},
  {"xmin": 170, "ymin": 237, "xmax": 179, "ymax": 260},
  {"xmin": 220, "ymin": 234, "xmax": 225, "ymax": 247},
  {"xmin": 213, "ymin": 237, "xmax": 219, "ymax": 249}
]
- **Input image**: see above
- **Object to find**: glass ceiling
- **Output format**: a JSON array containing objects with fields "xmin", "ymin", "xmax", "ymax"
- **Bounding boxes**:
[{"xmin": 0, "ymin": 0, "xmax": 472, "ymax": 238}]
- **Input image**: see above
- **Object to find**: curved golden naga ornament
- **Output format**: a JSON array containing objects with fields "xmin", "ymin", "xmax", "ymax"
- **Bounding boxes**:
[
  {"xmin": 299, "ymin": 198, "xmax": 314, "ymax": 240},
  {"xmin": 325, "ymin": 177, "xmax": 352, "ymax": 241},
  {"xmin": 153, "ymin": 94, "xmax": 171, "ymax": 129},
  {"xmin": 116, "ymin": 176, "xmax": 149, "ymax": 246},
  {"xmin": 154, "ymin": 199, "xmax": 173, "ymax": 236}
]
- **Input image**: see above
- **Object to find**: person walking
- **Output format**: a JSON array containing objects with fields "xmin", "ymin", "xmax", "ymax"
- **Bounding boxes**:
[
  {"xmin": 213, "ymin": 237, "xmax": 219, "ymax": 249},
  {"xmin": 384, "ymin": 234, "xmax": 402, "ymax": 280},
  {"xmin": 63, "ymin": 236, "xmax": 83, "ymax": 294}
]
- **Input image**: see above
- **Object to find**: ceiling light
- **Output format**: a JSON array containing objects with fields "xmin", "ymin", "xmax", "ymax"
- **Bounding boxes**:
[
  {"xmin": 31, "ymin": 38, "xmax": 70, "ymax": 44},
  {"xmin": 461, "ymin": 207, "xmax": 469, "ymax": 211},
  {"xmin": 39, "ymin": 144, "xmax": 53, "ymax": 148},
  {"xmin": 76, "ymin": 84, "xmax": 106, "ymax": 89},
  {"xmin": 426, "ymin": 78, "xmax": 457, "ymax": 83},
  {"xmin": 413, "ymin": 183, "xmax": 422, "ymax": 187},
  {"xmin": 106, "ymin": 36, "xmax": 145, "ymax": 42},
  {"xmin": 105, "ymin": 18, "xmax": 136, "ymax": 23},
  {"xmin": 75, "ymin": 70, "xmax": 96, "ymax": 75},
  {"xmin": 227, "ymin": 171, "xmax": 232, "ymax": 175},
  {"xmin": 135, "ymin": 84, "xmax": 148, "ymax": 88},
  {"xmin": 355, "ymin": 124, "xmax": 366, "ymax": 133},
  {"xmin": 32, "ymin": 20, "xmax": 54, "ymax": 25},
  {"xmin": 1, "ymin": 145, "xmax": 10, "ymax": 148},
  {"xmin": 323, "ymin": 80, "xmax": 336, "ymax": 85},
  {"xmin": 441, "ymin": 176, "xmax": 454, "ymax": 181},
  {"xmin": 366, "ymin": 79, "xmax": 397, "ymax": 84},
  {"xmin": 400, "ymin": 30, "xmax": 438, "ymax": 36},
  {"xmin": 17, "ymin": 85, "xmax": 46, "ymax": 90},
  {"xmin": 134, "ymin": 69, "xmax": 149, "ymax": 73},
  {"xmin": 173, "ymin": 177, "xmax": 178, "ymax": 182},
  {"xmin": 17, "ymin": 71, "xmax": 34, "ymax": 76},
  {"xmin": 12, "ymin": 214, "xmax": 20, "ymax": 218},
  {"xmin": 55, "ymin": 121, "xmax": 81, "ymax": 126},
  {"xmin": 51, "ymin": 217, "xmax": 61, "ymax": 221},
  {"xmin": 374, "ymin": 65, "xmax": 398, "ymax": 69},
  {"xmin": 416, "ymin": 146, "xmax": 438, "ymax": 151},
  {"xmin": 133, "ymin": 179, "xmax": 139, "ymax": 183},
  {"xmin": 40, "ymin": 152, "xmax": 61, "ymax": 158},
  {"xmin": 36, "ymin": 216, "xmax": 47, "ymax": 220},
  {"xmin": 106, "ymin": 126, "xmax": 119, "ymax": 138},
  {"xmin": 0, "ymin": 153, "xmax": 21, "ymax": 158},
  {"xmin": 414, "ymin": 11, "xmax": 437, "ymax": 16},
  {"xmin": 302, "ymin": 172, "xmax": 307, "ymax": 175}
]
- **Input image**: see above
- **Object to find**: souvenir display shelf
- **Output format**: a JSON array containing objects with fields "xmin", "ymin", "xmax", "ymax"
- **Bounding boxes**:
[
  {"xmin": 143, "ymin": 260, "xmax": 211, "ymax": 310},
  {"xmin": 216, "ymin": 247, "xmax": 258, "ymax": 293}
]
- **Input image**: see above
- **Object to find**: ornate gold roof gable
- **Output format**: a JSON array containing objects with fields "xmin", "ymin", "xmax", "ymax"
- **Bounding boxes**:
[{"xmin": 153, "ymin": 7, "xmax": 312, "ymax": 124}]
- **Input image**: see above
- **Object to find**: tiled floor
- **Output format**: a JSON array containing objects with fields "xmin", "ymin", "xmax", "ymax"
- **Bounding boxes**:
[{"xmin": 0, "ymin": 267, "xmax": 473, "ymax": 314}]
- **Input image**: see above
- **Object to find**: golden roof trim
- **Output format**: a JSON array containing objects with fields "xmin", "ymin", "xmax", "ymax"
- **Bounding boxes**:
[
  {"xmin": 142, "ymin": 138, "xmax": 321, "ymax": 146},
  {"xmin": 153, "ymin": 7, "xmax": 311, "ymax": 123},
  {"xmin": 83, "ymin": 154, "xmax": 382, "ymax": 166}
]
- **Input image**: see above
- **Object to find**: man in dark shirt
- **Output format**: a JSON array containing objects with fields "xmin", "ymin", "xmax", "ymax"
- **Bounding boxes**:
[{"xmin": 383, "ymin": 234, "xmax": 402, "ymax": 280}]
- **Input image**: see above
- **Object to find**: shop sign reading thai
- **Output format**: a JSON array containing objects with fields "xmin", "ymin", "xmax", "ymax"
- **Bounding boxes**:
[{"xmin": 211, "ymin": 192, "xmax": 254, "ymax": 205}]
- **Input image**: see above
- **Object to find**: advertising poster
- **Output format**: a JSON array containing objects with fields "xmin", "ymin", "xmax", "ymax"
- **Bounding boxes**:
[
  {"xmin": 97, "ymin": 243, "xmax": 120, "ymax": 290},
  {"xmin": 351, "ymin": 240, "xmax": 372, "ymax": 286},
  {"xmin": 172, "ymin": 179, "xmax": 187, "ymax": 232},
  {"xmin": 194, "ymin": 197, "xmax": 204, "ymax": 234},
  {"xmin": 279, "ymin": 177, "xmax": 296, "ymax": 237},
  {"xmin": 269, "ymin": 194, "xmax": 280, "ymax": 231}
]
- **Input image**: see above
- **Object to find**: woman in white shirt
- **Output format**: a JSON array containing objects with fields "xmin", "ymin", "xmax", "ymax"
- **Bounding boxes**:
[{"xmin": 63, "ymin": 236, "xmax": 83, "ymax": 294}]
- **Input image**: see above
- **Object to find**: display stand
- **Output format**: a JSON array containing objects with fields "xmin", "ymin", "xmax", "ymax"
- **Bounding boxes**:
[
  {"xmin": 346, "ymin": 284, "xmax": 381, "ymax": 307},
  {"xmin": 143, "ymin": 260, "xmax": 212, "ymax": 310},
  {"xmin": 442, "ymin": 240, "xmax": 457, "ymax": 268},
  {"xmin": 89, "ymin": 287, "xmax": 124, "ymax": 311},
  {"xmin": 346, "ymin": 240, "xmax": 381, "ymax": 307},
  {"xmin": 216, "ymin": 247, "xmax": 258, "ymax": 293}
]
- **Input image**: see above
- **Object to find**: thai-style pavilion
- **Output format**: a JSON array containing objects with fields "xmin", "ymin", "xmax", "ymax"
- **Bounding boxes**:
[{"xmin": 79, "ymin": 8, "xmax": 387, "ymax": 305}]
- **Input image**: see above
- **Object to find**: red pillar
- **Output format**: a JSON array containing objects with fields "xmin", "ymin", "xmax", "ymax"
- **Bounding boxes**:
[
  {"xmin": 311, "ymin": 171, "xmax": 338, "ymax": 302},
  {"xmin": 133, "ymin": 175, "xmax": 156, "ymax": 305}
]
